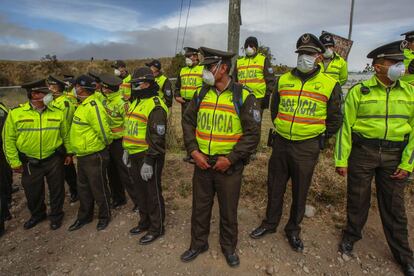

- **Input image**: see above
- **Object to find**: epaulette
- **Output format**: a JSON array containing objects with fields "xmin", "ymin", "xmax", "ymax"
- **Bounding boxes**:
[
  {"xmin": 153, "ymin": 97, "xmax": 161, "ymax": 106},
  {"xmin": 242, "ymin": 85, "xmax": 253, "ymax": 94}
]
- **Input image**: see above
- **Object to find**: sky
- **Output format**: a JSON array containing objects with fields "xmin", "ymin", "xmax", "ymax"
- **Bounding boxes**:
[{"xmin": 0, "ymin": 0, "xmax": 412, "ymax": 71}]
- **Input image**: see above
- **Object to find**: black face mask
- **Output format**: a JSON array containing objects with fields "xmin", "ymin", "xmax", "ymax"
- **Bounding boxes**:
[{"xmin": 130, "ymin": 82, "xmax": 159, "ymax": 101}]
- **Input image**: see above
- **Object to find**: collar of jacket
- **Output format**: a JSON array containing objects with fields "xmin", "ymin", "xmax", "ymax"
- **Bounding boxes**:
[
  {"xmin": 291, "ymin": 65, "xmax": 321, "ymax": 82},
  {"xmin": 22, "ymin": 101, "xmax": 53, "ymax": 111},
  {"xmin": 105, "ymin": 90, "xmax": 122, "ymax": 101},
  {"xmin": 80, "ymin": 93, "xmax": 97, "ymax": 106},
  {"xmin": 364, "ymin": 75, "xmax": 402, "ymax": 89}
]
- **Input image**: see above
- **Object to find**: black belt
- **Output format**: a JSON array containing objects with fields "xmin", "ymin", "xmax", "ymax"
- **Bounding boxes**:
[
  {"xmin": 352, "ymin": 133, "xmax": 407, "ymax": 149},
  {"xmin": 19, "ymin": 151, "xmax": 60, "ymax": 166}
]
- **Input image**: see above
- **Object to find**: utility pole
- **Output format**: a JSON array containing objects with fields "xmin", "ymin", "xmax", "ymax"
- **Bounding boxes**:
[
  {"xmin": 227, "ymin": 0, "xmax": 241, "ymax": 73},
  {"xmin": 348, "ymin": 0, "xmax": 355, "ymax": 39}
]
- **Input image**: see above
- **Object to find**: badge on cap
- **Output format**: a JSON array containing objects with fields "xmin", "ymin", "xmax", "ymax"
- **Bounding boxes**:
[
  {"xmin": 268, "ymin": 67, "xmax": 274, "ymax": 74},
  {"xmin": 156, "ymin": 125, "xmax": 166, "ymax": 135},
  {"xmin": 165, "ymin": 89, "xmax": 171, "ymax": 96},
  {"xmin": 301, "ymin": 34, "xmax": 310, "ymax": 43},
  {"xmin": 401, "ymin": 40, "xmax": 409, "ymax": 51}
]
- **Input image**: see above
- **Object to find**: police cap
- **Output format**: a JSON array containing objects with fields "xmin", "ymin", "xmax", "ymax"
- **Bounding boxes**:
[
  {"xmin": 145, "ymin": 59, "xmax": 162, "ymax": 70},
  {"xmin": 88, "ymin": 70, "xmax": 102, "ymax": 83},
  {"xmin": 199, "ymin": 47, "xmax": 235, "ymax": 66},
  {"xmin": 21, "ymin": 79, "xmax": 49, "ymax": 94},
  {"xmin": 98, "ymin": 72, "xmax": 122, "ymax": 91},
  {"xmin": 46, "ymin": 75, "xmax": 66, "ymax": 91},
  {"xmin": 184, "ymin": 47, "xmax": 199, "ymax": 56},
  {"xmin": 130, "ymin": 67, "xmax": 155, "ymax": 83},
  {"xmin": 111, "ymin": 60, "xmax": 126, "ymax": 69},
  {"xmin": 74, "ymin": 75, "xmax": 96, "ymax": 92},
  {"xmin": 295, "ymin": 33, "xmax": 326, "ymax": 54},
  {"xmin": 401, "ymin": 30, "xmax": 414, "ymax": 42},
  {"xmin": 319, "ymin": 32, "xmax": 335, "ymax": 47},
  {"xmin": 367, "ymin": 40, "xmax": 407, "ymax": 61},
  {"xmin": 244, "ymin": 36, "xmax": 258, "ymax": 49}
]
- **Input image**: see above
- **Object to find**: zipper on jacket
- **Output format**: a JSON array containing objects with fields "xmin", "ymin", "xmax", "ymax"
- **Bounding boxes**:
[
  {"xmin": 383, "ymin": 87, "xmax": 390, "ymax": 140},
  {"xmin": 207, "ymin": 93, "xmax": 220, "ymax": 155},
  {"xmin": 39, "ymin": 112, "xmax": 43, "ymax": 160},
  {"xmin": 289, "ymin": 81, "xmax": 306, "ymax": 140}
]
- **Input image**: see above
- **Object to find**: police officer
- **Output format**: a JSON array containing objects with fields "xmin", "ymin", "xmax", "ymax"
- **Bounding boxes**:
[
  {"xmin": 98, "ymin": 72, "xmax": 136, "ymax": 209},
  {"xmin": 234, "ymin": 36, "xmax": 275, "ymax": 111},
  {"xmin": 335, "ymin": 40, "xmax": 414, "ymax": 276},
  {"xmin": 68, "ymin": 75, "xmax": 113, "ymax": 232},
  {"xmin": 47, "ymin": 75, "xmax": 78, "ymax": 203},
  {"xmin": 0, "ymin": 101, "xmax": 12, "ymax": 236},
  {"xmin": 146, "ymin": 59, "xmax": 173, "ymax": 108},
  {"xmin": 124, "ymin": 67, "xmax": 168, "ymax": 244},
  {"xmin": 112, "ymin": 60, "xmax": 132, "ymax": 100},
  {"xmin": 174, "ymin": 47, "xmax": 204, "ymax": 116},
  {"xmin": 401, "ymin": 31, "xmax": 414, "ymax": 85},
  {"xmin": 180, "ymin": 47, "xmax": 260, "ymax": 267},
  {"xmin": 319, "ymin": 32, "xmax": 348, "ymax": 86},
  {"xmin": 2, "ymin": 79, "xmax": 71, "ymax": 230},
  {"xmin": 250, "ymin": 34, "xmax": 343, "ymax": 252}
]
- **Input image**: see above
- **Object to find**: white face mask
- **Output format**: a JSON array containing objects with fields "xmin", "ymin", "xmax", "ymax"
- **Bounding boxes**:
[
  {"xmin": 114, "ymin": 69, "xmax": 121, "ymax": 76},
  {"xmin": 387, "ymin": 62, "xmax": 406, "ymax": 81},
  {"xmin": 297, "ymin": 54, "xmax": 317, "ymax": 73},
  {"xmin": 185, "ymin": 57, "xmax": 193, "ymax": 67},
  {"xmin": 42, "ymin": 93, "xmax": 54, "ymax": 105},
  {"xmin": 323, "ymin": 48, "xmax": 334, "ymax": 58},
  {"xmin": 245, "ymin": 46, "xmax": 255, "ymax": 57},
  {"xmin": 202, "ymin": 62, "xmax": 221, "ymax": 86}
]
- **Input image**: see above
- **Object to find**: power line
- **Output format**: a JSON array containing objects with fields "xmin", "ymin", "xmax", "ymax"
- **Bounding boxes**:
[
  {"xmin": 174, "ymin": 0, "xmax": 184, "ymax": 54},
  {"xmin": 181, "ymin": 0, "xmax": 192, "ymax": 50}
]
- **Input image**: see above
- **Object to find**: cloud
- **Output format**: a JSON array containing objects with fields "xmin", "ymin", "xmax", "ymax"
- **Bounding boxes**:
[
  {"xmin": 8, "ymin": 0, "xmax": 145, "ymax": 32},
  {"xmin": 0, "ymin": 0, "xmax": 413, "ymax": 71}
]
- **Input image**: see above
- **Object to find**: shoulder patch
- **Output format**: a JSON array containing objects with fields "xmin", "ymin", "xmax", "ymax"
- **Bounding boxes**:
[{"xmin": 156, "ymin": 124, "xmax": 166, "ymax": 136}]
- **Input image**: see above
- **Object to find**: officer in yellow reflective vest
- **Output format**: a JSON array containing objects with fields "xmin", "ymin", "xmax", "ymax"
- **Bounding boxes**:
[
  {"xmin": 174, "ymin": 47, "xmax": 204, "ymax": 116},
  {"xmin": 235, "ymin": 36, "xmax": 275, "ymax": 111},
  {"xmin": 47, "ymin": 75, "xmax": 78, "ymax": 203},
  {"xmin": 123, "ymin": 67, "xmax": 168, "ymax": 245},
  {"xmin": 180, "ymin": 47, "xmax": 260, "ymax": 267},
  {"xmin": 111, "ymin": 60, "xmax": 132, "ymax": 100},
  {"xmin": 0, "ymin": 101, "xmax": 12, "ymax": 236},
  {"xmin": 319, "ymin": 32, "xmax": 348, "ymax": 86},
  {"xmin": 401, "ymin": 30, "xmax": 414, "ymax": 85},
  {"xmin": 146, "ymin": 59, "xmax": 173, "ymax": 108},
  {"xmin": 250, "ymin": 34, "xmax": 343, "ymax": 252},
  {"xmin": 2, "ymin": 79, "xmax": 72, "ymax": 231},
  {"xmin": 98, "ymin": 72, "xmax": 136, "ymax": 210},
  {"xmin": 335, "ymin": 41, "xmax": 414, "ymax": 276},
  {"xmin": 67, "ymin": 75, "xmax": 113, "ymax": 232}
]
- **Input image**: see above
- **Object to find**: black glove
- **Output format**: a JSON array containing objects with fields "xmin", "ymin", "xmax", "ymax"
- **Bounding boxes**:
[
  {"xmin": 261, "ymin": 94, "xmax": 270, "ymax": 110},
  {"xmin": 408, "ymin": 60, "xmax": 414, "ymax": 74}
]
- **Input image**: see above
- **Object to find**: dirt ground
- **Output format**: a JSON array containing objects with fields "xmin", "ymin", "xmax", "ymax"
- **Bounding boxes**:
[
  {"xmin": 1, "ymin": 152, "xmax": 413, "ymax": 276},
  {"xmin": 1, "ymin": 96, "xmax": 413, "ymax": 275}
]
